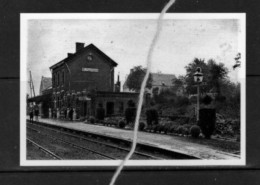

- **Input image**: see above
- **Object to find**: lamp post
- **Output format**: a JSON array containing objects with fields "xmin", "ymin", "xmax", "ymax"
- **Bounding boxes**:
[{"xmin": 193, "ymin": 67, "xmax": 203, "ymax": 123}]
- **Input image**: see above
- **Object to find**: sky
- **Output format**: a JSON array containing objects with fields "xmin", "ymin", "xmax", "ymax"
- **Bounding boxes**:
[{"xmin": 26, "ymin": 15, "xmax": 243, "ymax": 96}]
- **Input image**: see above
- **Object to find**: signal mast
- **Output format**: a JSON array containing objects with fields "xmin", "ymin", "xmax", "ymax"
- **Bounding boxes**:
[{"xmin": 28, "ymin": 71, "xmax": 35, "ymax": 98}]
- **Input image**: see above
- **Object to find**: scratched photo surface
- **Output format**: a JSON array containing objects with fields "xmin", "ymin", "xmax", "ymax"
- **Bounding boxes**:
[{"xmin": 20, "ymin": 13, "xmax": 245, "ymax": 166}]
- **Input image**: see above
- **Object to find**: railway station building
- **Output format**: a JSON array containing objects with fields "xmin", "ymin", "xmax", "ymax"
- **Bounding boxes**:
[{"xmin": 47, "ymin": 42, "xmax": 138, "ymax": 119}]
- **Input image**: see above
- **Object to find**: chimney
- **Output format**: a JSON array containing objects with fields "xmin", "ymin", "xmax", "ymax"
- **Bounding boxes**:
[
  {"xmin": 115, "ymin": 73, "xmax": 121, "ymax": 92},
  {"xmin": 67, "ymin": 53, "xmax": 73, "ymax": 57},
  {"xmin": 76, "ymin": 42, "xmax": 85, "ymax": 52}
]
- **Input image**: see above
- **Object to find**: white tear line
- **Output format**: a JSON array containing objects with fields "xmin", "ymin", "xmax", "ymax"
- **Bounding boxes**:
[{"xmin": 109, "ymin": 1, "xmax": 177, "ymax": 185}]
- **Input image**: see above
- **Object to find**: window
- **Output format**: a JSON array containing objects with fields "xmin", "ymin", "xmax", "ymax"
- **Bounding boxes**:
[
  {"xmin": 60, "ymin": 72, "xmax": 62, "ymax": 85},
  {"xmin": 59, "ymin": 72, "xmax": 61, "ymax": 86},
  {"xmin": 53, "ymin": 74, "xmax": 56, "ymax": 87},
  {"xmin": 57, "ymin": 96, "xmax": 59, "ymax": 108},
  {"xmin": 86, "ymin": 54, "xmax": 93, "ymax": 61},
  {"xmin": 62, "ymin": 71, "xmax": 65, "ymax": 85},
  {"xmin": 57, "ymin": 72, "xmax": 60, "ymax": 86}
]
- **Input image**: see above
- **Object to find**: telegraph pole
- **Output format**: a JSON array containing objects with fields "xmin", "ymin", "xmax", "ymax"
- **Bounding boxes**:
[
  {"xmin": 29, "ymin": 71, "xmax": 35, "ymax": 98},
  {"xmin": 197, "ymin": 83, "xmax": 200, "ymax": 122},
  {"xmin": 193, "ymin": 67, "xmax": 204, "ymax": 123}
]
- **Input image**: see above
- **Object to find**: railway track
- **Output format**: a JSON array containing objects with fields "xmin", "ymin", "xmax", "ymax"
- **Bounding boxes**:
[
  {"xmin": 27, "ymin": 122, "xmax": 162, "ymax": 160},
  {"xmin": 27, "ymin": 122, "xmax": 163, "ymax": 160},
  {"xmin": 27, "ymin": 138, "xmax": 62, "ymax": 160},
  {"xmin": 27, "ymin": 121, "xmax": 198, "ymax": 160},
  {"xmin": 27, "ymin": 126, "xmax": 117, "ymax": 160}
]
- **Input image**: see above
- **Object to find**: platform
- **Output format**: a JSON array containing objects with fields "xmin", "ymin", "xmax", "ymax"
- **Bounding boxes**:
[{"xmin": 29, "ymin": 118, "xmax": 240, "ymax": 160}]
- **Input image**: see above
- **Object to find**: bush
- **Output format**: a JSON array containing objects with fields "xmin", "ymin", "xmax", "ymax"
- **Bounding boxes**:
[
  {"xmin": 199, "ymin": 108, "xmax": 216, "ymax": 139},
  {"xmin": 153, "ymin": 125, "xmax": 159, "ymax": 132},
  {"xmin": 231, "ymin": 119, "xmax": 240, "ymax": 134},
  {"xmin": 170, "ymin": 125, "xmax": 179, "ymax": 133},
  {"xmin": 125, "ymin": 107, "xmax": 136, "ymax": 124},
  {"xmin": 236, "ymin": 135, "xmax": 240, "ymax": 142},
  {"xmin": 189, "ymin": 96, "xmax": 197, "ymax": 104},
  {"xmin": 163, "ymin": 123, "xmax": 172, "ymax": 134},
  {"xmin": 178, "ymin": 117, "xmax": 190, "ymax": 125},
  {"xmin": 118, "ymin": 120, "xmax": 126, "ymax": 128},
  {"xmin": 176, "ymin": 126, "xmax": 184, "ymax": 134},
  {"xmin": 89, "ymin": 116, "xmax": 95, "ymax": 124},
  {"xmin": 183, "ymin": 128, "xmax": 189, "ymax": 135},
  {"xmin": 202, "ymin": 95, "xmax": 213, "ymax": 105},
  {"xmin": 190, "ymin": 125, "xmax": 201, "ymax": 138},
  {"xmin": 139, "ymin": 122, "xmax": 145, "ymax": 131},
  {"xmin": 158, "ymin": 125, "xmax": 165, "ymax": 133},
  {"xmin": 146, "ymin": 108, "xmax": 159, "ymax": 126},
  {"xmin": 104, "ymin": 116, "xmax": 124, "ymax": 126},
  {"xmin": 183, "ymin": 124, "xmax": 191, "ymax": 130},
  {"xmin": 154, "ymin": 125, "xmax": 164, "ymax": 133},
  {"xmin": 176, "ymin": 125, "xmax": 189, "ymax": 135},
  {"xmin": 175, "ymin": 96, "xmax": 190, "ymax": 107},
  {"xmin": 215, "ymin": 95, "xmax": 226, "ymax": 102},
  {"xmin": 103, "ymin": 118, "xmax": 109, "ymax": 126}
]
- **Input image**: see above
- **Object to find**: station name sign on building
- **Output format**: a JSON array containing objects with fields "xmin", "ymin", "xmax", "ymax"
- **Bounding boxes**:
[{"xmin": 82, "ymin": 68, "xmax": 99, "ymax": 72}]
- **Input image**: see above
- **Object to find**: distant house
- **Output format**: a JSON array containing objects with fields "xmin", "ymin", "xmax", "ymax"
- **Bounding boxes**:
[
  {"xmin": 151, "ymin": 73, "xmax": 175, "ymax": 91},
  {"xmin": 39, "ymin": 76, "xmax": 52, "ymax": 95},
  {"xmin": 123, "ymin": 72, "xmax": 178, "ymax": 96}
]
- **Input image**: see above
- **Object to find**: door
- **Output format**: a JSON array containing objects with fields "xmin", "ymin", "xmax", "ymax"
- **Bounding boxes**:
[
  {"xmin": 106, "ymin": 102, "xmax": 114, "ymax": 116},
  {"xmin": 83, "ymin": 102, "xmax": 87, "ymax": 116}
]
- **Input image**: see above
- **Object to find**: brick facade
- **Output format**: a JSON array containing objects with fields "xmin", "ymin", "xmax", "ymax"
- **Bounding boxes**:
[
  {"xmin": 48, "ymin": 43, "xmax": 138, "ymax": 120},
  {"xmin": 94, "ymin": 91, "xmax": 138, "ymax": 117},
  {"xmin": 50, "ymin": 43, "xmax": 117, "ymax": 110}
]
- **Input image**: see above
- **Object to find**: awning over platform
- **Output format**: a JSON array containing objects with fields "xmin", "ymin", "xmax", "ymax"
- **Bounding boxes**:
[
  {"xmin": 28, "ymin": 93, "xmax": 51, "ymax": 103},
  {"xmin": 78, "ymin": 96, "xmax": 91, "ymax": 101}
]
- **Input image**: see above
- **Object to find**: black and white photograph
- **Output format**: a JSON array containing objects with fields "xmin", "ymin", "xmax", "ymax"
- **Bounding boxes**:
[{"xmin": 20, "ymin": 13, "xmax": 245, "ymax": 166}]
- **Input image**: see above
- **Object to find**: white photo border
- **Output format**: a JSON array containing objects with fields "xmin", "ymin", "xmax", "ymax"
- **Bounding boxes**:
[{"xmin": 20, "ymin": 13, "xmax": 246, "ymax": 166}]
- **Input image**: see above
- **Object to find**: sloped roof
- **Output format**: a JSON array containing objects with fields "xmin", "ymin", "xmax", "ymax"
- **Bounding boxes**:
[
  {"xmin": 49, "ymin": 43, "xmax": 118, "ymax": 70},
  {"xmin": 151, "ymin": 73, "xmax": 176, "ymax": 87},
  {"xmin": 40, "ymin": 76, "xmax": 52, "ymax": 92}
]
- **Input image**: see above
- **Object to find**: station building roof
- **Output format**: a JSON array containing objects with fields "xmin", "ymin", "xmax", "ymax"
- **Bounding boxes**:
[{"xmin": 49, "ymin": 43, "xmax": 118, "ymax": 70}]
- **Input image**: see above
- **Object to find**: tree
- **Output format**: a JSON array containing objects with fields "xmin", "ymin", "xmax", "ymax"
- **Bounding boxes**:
[
  {"xmin": 184, "ymin": 58, "xmax": 229, "ymax": 96},
  {"xmin": 172, "ymin": 75, "xmax": 186, "ymax": 95},
  {"xmin": 216, "ymin": 80, "xmax": 240, "ymax": 119},
  {"xmin": 233, "ymin": 53, "xmax": 241, "ymax": 70},
  {"xmin": 207, "ymin": 59, "xmax": 228, "ymax": 95},
  {"xmin": 152, "ymin": 87, "xmax": 159, "ymax": 96},
  {"xmin": 172, "ymin": 75, "xmax": 184, "ymax": 88},
  {"xmin": 125, "ymin": 66, "xmax": 152, "ymax": 92},
  {"xmin": 184, "ymin": 58, "xmax": 210, "ymax": 95}
]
